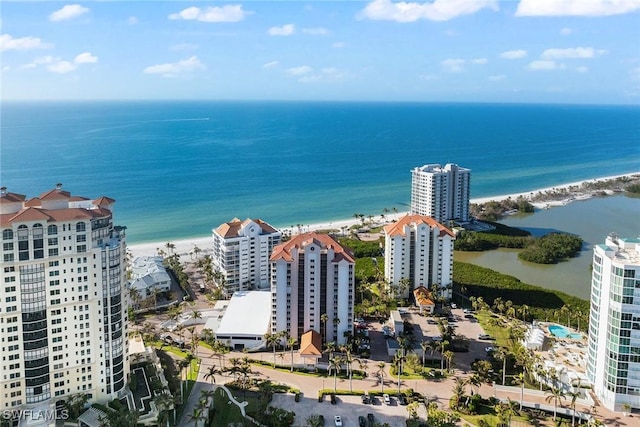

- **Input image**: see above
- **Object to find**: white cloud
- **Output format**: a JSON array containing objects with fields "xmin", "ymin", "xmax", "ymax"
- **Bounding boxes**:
[
  {"xmin": 302, "ymin": 27, "xmax": 329, "ymax": 35},
  {"xmin": 168, "ymin": 5, "xmax": 248, "ymax": 23},
  {"xmin": 128, "ymin": 16, "xmax": 139, "ymax": 25},
  {"xmin": 332, "ymin": 42, "xmax": 346, "ymax": 48},
  {"xmin": 74, "ymin": 52, "xmax": 97, "ymax": 64},
  {"xmin": 170, "ymin": 43, "xmax": 199, "ymax": 52},
  {"xmin": 268, "ymin": 24, "xmax": 295, "ymax": 36},
  {"xmin": 527, "ymin": 60, "xmax": 560, "ymax": 70},
  {"xmin": 298, "ymin": 67, "xmax": 350, "ymax": 83},
  {"xmin": 472, "ymin": 58, "xmax": 488, "ymax": 64},
  {"xmin": 489, "ymin": 74, "xmax": 506, "ymax": 81},
  {"xmin": 143, "ymin": 56, "xmax": 205, "ymax": 78},
  {"xmin": 441, "ymin": 58, "xmax": 465, "ymax": 72},
  {"xmin": 359, "ymin": 0, "xmax": 499, "ymax": 22},
  {"xmin": 500, "ymin": 49, "xmax": 527, "ymax": 59},
  {"xmin": 49, "ymin": 4, "xmax": 89, "ymax": 22},
  {"xmin": 560, "ymin": 27, "xmax": 572, "ymax": 35},
  {"xmin": 48, "ymin": 61, "xmax": 76, "ymax": 74},
  {"xmin": 0, "ymin": 34, "xmax": 51, "ymax": 51},
  {"xmin": 516, "ymin": 0, "xmax": 640, "ymax": 16},
  {"xmin": 262, "ymin": 60, "xmax": 279, "ymax": 69},
  {"xmin": 2, "ymin": 66, "xmax": 10, "ymax": 72},
  {"xmin": 419, "ymin": 74, "xmax": 440, "ymax": 80},
  {"xmin": 541, "ymin": 47, "xmax": 606, "ymax": 60},
  {"xmin": 285, "ymin": 65, "xmax": 313, "ymax": 76},
  {"xmin": 576, "ymin": 66, "xmax": 589, "ymax": 73}
]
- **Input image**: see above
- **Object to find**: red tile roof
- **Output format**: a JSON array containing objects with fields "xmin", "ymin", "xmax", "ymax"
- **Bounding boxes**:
[
  {"xmin": 93, "ymin": 196, "xmax": 115, "ymax": 206},
  {"xmin": 214, "ymin": 218, "xmax": 279, "ymax": 239},
  {"xmin": 413, "ymin": 286, "xmax": 435, "ymax": 307},
  {"xmin": 0, "ymin": 191, "xmax": 26, "ymax": 204},
  {"xmin": 383, "ymin": 214, "xmax": 455, "ymax": 238},
  {"xmin": 270, "ymin": 232, "xmax": 354, "ymax": 263}
]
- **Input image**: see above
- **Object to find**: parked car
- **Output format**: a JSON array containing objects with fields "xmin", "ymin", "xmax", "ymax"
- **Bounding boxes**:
[
  {"xmin": 478, "ymin": 334, "xmax": 491, "ymax": 340},
  {"xmin": 334, "ymin": 415, "xmax": 343, "ymax": 427},
  {"xmin": 319, "ymin": 415, "xmax": 325, "ymax": 426},
  {"xmin": 397, "ymin": 394, "xmax": 408, "ymax": 405},
  {"xmin": 367, "ymin": 413, "xmax": 375, "ymax": 427},
  {"xmin": 358, "ymin": 416, "xmax": 367, "ymax": 427},
  {"xmin": 361, "ymin": 393, "xmax": 370, "ymax": 404},
  {"xmin": 485, "ymin": 346, "xmax": 495, "ymax": 354},
  {"xmin": 330, "ymin": 393, "xmax": 337, "ymax": 404},
  {"xmin": 383, "ymin": 393, "xmax": 391, "ymax": 405}
]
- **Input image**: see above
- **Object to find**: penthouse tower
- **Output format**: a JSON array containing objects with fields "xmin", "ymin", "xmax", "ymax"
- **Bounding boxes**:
[{"xmin": 0, "ymin": 185, "xmax": 129, "ymax": 419}]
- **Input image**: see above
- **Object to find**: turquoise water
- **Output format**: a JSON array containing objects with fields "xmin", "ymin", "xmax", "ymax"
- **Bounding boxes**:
[
  {"xmin": 2, "ymin": 101, "xmax": 639, "ymax": 243},
  {"xmin": 548, "ymin": 324, "xmax": 583, "ymax": 339}
]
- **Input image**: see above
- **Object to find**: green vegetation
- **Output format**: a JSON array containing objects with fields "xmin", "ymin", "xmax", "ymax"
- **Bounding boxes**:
[
  {"xmin": 453, "ymin": 261, "xmax": 589, "ymax": 326},
  {"xmin": 337, "ymin": 236, "xmax": 383, "ymax": 257},
  {"xmin": 627, "ymin": 183, "xmax": 640, "ymax": 194},
  {"xmin": 470, "ymin": 196, "xmax": 535, "ymax": 222},
  {"xmin": 518, "ymin": 232, "xmax": 582, "ymax": 264},
  {"xmin": 455, "ymin": 223, "xmax": 583, "ymax": 264}
]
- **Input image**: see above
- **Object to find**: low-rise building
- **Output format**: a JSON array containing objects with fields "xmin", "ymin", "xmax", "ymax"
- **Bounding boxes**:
[
  {"xmin": 215, "ymin": 291, "xmax": 272, "ymax": 351},
  {"xmin": 129, "ymin": 256, "xmax": 171, "ymax": 300}
]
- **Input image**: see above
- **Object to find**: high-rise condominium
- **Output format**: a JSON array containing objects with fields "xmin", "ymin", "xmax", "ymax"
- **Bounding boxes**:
[
  {"xmin": 383, "ymin": 214, "xmax": 455, "ymax": 300},
  {"xmin": 410, "ymin": 163, "xmax": 471, "ymax": 223},
  {"xmin": 212, "ymin": 218, "xmax": 281, "ymax": 296},
  {"xmin": 587, "ymin": 233, "xmax": 640, "ymax": 411},
  {"xmin": 270, "ymin": 233, "xmax": 354, "ymax": 345},
  {"xmin": 0, "ymin": 185, "xmax": 129, "ymax": 417}
]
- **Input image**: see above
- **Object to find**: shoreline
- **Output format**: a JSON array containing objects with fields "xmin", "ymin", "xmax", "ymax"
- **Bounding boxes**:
[{"xmin": 127, "ymin": 171, "xmax": 640, "ymax": 259}]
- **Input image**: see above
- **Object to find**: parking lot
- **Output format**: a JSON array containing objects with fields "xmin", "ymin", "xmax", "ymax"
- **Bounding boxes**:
[{"xmin": 271, "ymin": 393, "xmax": 427, "ymax": 427}]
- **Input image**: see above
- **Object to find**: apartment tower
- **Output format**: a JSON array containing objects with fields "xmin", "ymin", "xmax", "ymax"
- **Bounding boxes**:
[
  {"xmin": 270, "ymin": 233, "xmax": 354, "ymax": 345},
  {"xmin": 0, "ymin": 185, "xmax": 129, "ymax": 420},
  {"xmin": 212, "ymin": 218, "xmax": 281, "ymax": 295},
  {"xmin": 410, "ymin": 163, "xmax": 471, "ymax": 223},
  {"xmin": 383, "ymin": 214, "xmax": 455, "ymax": 300},
  {"xmin": 587, "ymin": 233, "xmax": 640, "ymax": 412}
]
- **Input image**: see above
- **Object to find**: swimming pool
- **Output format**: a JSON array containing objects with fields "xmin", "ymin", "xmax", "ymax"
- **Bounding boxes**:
[{"xmin": 548, "ymin": 324, "xmax": 582, "ymax": 339}]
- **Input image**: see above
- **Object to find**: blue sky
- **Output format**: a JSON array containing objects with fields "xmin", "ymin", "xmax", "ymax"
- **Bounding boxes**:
[{"xmin": 2, "ymin": 0, "xmax": 640, "ymax": 103}]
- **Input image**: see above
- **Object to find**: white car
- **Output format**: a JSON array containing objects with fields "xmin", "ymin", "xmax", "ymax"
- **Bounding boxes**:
[
  {"xmin": 383, "ymin": 393, "xmax": 391, "ymax": 405},
  {"xmin": 334, "ymin": 415, "xmax": 343, "ymax": 426}
]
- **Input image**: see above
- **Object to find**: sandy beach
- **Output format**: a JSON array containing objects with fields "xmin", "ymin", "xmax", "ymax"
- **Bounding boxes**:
[{"xmin": 127, "ymin": 172, "xmax": 640, "ymax": 259}]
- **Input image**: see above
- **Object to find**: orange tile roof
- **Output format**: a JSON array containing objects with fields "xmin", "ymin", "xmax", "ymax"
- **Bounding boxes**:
[
  {"xmin": 0, "ymin": 191, "xmax": 26, "ymax": 204},
  {"xmin": 270, "ymin": 232, "xmax": 355, "ymax": 263},
  {"xmin": 383, "ymin": 214, "xmax": 455, "ymax": 238},
  {"xmin": 38, "ymin": 188, "xmax": 71, "ymax": 201},
  {"xmin": 3, "ymin": 206, "xmax": 111, "ymax": 225},
  {"xmin": 215, "ymin": 218, "xmax": 279, "ymax": 239},
  {"xmin": 413, "ymin": 286, "xmax": 435, "ymax": 306},
  {"xmin": 299, "ymin": 330, "xmax": 322, "ymax": 356},
  {"xmin": 93, "ymin": 196, "xmax": 115, "ymax": 206}
]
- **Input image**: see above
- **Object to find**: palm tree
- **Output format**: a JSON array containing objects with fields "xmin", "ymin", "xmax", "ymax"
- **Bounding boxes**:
[
  {"xmin": 332, "ymin": 316, "xmax": 341, "ymax": 341},
  {"xmin": 188, "ymin": 406, "xmax": 205, "ymax": 427},
  {"xmin": 561, "ymin": 304, "xmax": 571, "ymax": 327},
  {"xmin": 204, "ymin": 364, "xmax": 221, "ymax": 385},
  {"xmin": 567, "ymin": 389, "xmax": 581, "ymax": 426},
  {"xmin": 320, "ymin": 313, "xmax": 329, "ymax": 343},
  {"xmin": 437, "ymin": 340, "xmax": 449, "ymax": 371},
  {"xmin": 153, "ymin": 392, "xmax": 174, "ymax": 427},
  {"xmin": 344, "ymin": 350, "xmax": 355, "ymax": 392},
  {"xmin": 420, "ymin": 340, "xmax": 430, "ymax": 368},
  {"xmin": 513, "ymin": 372, "xmax": 526, "ymax": 410},
  {"xmin": 287, "ymin": 336, "xmax": 297, "ymax": 372},
  {"xmin": 324, "ymin": 341, "xmax": 336, "ymax": 360},
  {"xmin": 328, "ymin": 356, "xmax": 343, "ymax": 392},
  {"xmin": 518, "ymin": 304, "xmax": 530, "ymax": 323},
  {"xmin": 192, "ymin": 244, "xmax": 201, "ymax": 259},
  {"xmin": 545, "ymin": 386, "xmax": 566, "ymax": 421},
  {"xmin": 443, "ymin": 350, "xmax": 454, "ymax": 373},
  {"xmin": 495, "ymin": 347, "xmax": 510, "ymax": 386},
  {"xmin": 451, "ymin": 377, "xmax": 466, "ymax": 410},
  {"xmin": 376, "ymin": 362, "xmax": 387, "ymax": 393},
  {"xmin": 265, "ymin": 331, "xmax": 281, "ymax": 368}
]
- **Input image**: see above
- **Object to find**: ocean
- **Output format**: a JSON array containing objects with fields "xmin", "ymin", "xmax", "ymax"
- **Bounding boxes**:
[{"xmin": 2, "ymin": 101, "xmax": 639, "ymax": 244}]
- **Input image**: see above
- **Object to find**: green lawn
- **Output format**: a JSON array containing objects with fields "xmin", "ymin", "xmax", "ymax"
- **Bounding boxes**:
[{"xmin": 208, "ymin": 389, "xmax": 244, "ymax": 426}]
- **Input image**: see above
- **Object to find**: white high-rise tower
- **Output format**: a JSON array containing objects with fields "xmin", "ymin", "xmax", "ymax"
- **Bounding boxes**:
[
  {"xmin": 587, "ymin": 233, "xmax": 640, "ymax": 412},
  {"xmin": 410, "ymin": 163, "xmax": 471, "ymax": 223}
]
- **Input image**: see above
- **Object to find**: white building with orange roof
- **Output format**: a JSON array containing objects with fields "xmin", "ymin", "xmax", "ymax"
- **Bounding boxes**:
[
  {"xmin": 270, "ymin": 232, "xmax": 354, "ymax": 345},
  {"xmin": 383, "ymin": 214, "xmax": 455, "ymax": 300},
  {"xmin": 0, "ymin": 184, "xmax": 129, "ymax": 422},
  {"xmin": 410, "ymin": 163, "xmax": 471, "ymax": 223},
  {"xmin": 212, "ymin": 218, "xmax": 281, "ymax": 296}
]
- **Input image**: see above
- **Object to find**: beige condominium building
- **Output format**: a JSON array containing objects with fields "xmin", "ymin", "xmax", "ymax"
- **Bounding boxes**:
[
  {"xmin": 384, "ymin": 214, "xmax": 455, "ymax": 300},
  {"xmin": 270, "ymin": 233, "xmax": 354, "ymax": 345},
  {"xmin": 0, "ymin": 184, "xmax": 129, "ymax": 423}
]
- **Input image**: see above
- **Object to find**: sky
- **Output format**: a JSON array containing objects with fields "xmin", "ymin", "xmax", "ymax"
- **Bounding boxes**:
[{"xmin": 1, "ymin": 0, "xmax": 640, "ymax": 104}]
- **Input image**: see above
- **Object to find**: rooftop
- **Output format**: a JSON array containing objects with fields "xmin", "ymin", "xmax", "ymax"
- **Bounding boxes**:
[{"xmin": 216, "ymin": 291, "xmax": 271, "ymax": 337}]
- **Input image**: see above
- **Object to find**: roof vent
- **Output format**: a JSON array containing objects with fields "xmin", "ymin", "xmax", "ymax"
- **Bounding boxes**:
[
  {"xmin": 0, "ymin": 187, "xmax": 7, "ymax": 196},
  {"xmin": 55, "ymin": 183, "xmax": 63, "ymax": 191}
]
